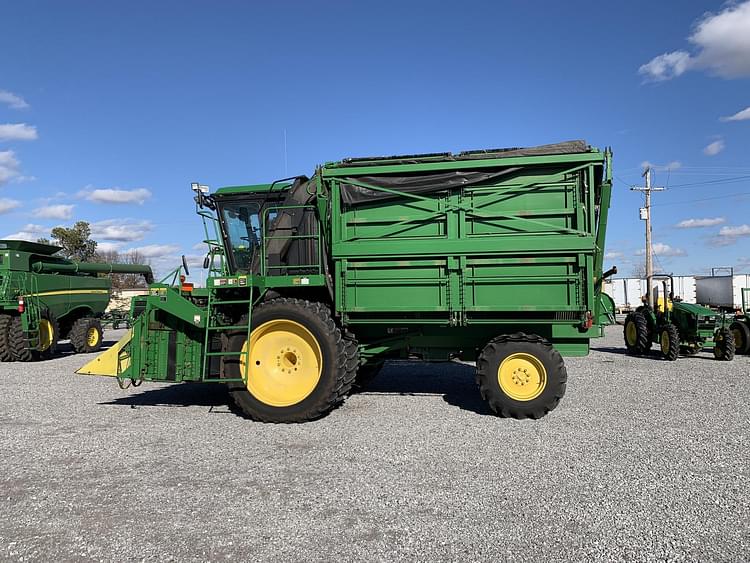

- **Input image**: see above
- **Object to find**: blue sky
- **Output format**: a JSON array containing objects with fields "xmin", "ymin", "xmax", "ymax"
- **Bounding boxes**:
[{"xmin": 1, "ymin": 0, "xmax": 749, "ymax": 278}]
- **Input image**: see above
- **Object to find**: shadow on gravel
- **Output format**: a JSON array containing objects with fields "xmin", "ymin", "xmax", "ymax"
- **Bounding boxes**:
[
  {"xmin": 590, "ymin": 346, "xmax": 630, "ymax": 355},
  {"xmin": 99, "ymin": 383, "xmax": 232, "ymax": 410},
  {"xmin": 363, "ymin": 362, "xmax": 493, "ymax": 416},
  {"xmin": 96, "ymin": 363, "xmax": 492, "ymax": 416}
]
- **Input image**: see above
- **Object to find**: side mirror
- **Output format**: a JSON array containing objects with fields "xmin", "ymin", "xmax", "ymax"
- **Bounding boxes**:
[
  {"xmin": 203, "ymin": 254, "xmax": 210, "ymax": 269},
  {"xmin": 182, "ymin": 255, "xmax": 190, "ymax": 277}
]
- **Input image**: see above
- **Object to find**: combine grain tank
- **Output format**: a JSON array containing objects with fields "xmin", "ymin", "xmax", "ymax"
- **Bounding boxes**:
[
  {"xmin": 79, "ymin": 140, "xmax": 614, "ymax": 421},
  {"xmin": 0, "ymin": 240, "xmax": 152, "ymax": 361}
]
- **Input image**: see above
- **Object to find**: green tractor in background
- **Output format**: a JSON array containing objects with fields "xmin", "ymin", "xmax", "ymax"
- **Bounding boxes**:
[
  {"xmin": 624, "ymin": 274, "xmax": 734, "ymax": 361},
  {"xmin": 729, "ymin": 288, "xmax": 750, "ymax": 355}
]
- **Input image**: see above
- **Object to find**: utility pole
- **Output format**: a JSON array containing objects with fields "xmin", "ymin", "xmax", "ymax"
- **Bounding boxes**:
[{"xmin": 631, "ymin": 166, "xmax": 665, "ymax": 310}]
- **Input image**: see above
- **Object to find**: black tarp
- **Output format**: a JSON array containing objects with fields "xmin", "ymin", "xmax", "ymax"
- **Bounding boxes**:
[
  {"xmin": 340, "ymin": 168, "xmax": 521, "ymax": 205},
  {"xmin": 337, "ymin": 140, "xmax": 590, "ymax": 205}
]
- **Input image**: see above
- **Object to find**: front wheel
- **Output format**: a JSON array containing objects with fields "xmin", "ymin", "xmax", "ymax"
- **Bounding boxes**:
[
  {"xmin": 0, "ymin": 314, "xmax": 12, "ymax": 362},
  {"xmin": 659, "ymin": 324, "xmax": 679, "ymax": 361},
  {"xmin": 225, "ymin": 298, "xmax": 358, "ymax": 423},
  {"xmin": 713, "ymin": 328, "xmax": 735, "ymax": 361},
  {"xmin": 476, "ymin": 333, "xmax": 567, "ymax": 419},
  {"xmin": 9, "ymin": 313, "xmax": 59, "ymax": 361}
]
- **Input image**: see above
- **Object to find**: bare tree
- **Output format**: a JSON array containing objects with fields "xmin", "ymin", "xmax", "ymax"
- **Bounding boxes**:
[
  {"xmin": 631, "ymin": 262, "xmax": 646, "ymax": 278},
  {"xmin": 94, "ymin": 249, "xmax": 150, "ymax": 289}
]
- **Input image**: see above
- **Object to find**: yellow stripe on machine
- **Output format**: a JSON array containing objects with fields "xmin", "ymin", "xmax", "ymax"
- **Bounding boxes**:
[
  {"xmin": 76, "ymin": 330, "xmax": 132, "ymax": 377},
  {"xmin": 28, "ymin": 289, "xmax": 110, "ymax": 297}
]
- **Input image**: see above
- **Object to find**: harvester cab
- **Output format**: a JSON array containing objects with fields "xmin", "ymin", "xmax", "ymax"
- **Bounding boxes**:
[{"xmin": 624, "ymin": 273, "xmax": 735, "ymax": 361}]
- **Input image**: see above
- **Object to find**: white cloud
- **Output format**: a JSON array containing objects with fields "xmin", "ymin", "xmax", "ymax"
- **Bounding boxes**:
[
  {"xmin": 90, "ymin": 219, "xmax": 154, "ymax": 242},
  {"xmin": 95, "ymin": 241, "xmax": 124, "ymax": 253},
  {"xmin": 703, "ymin": 138, "xmax": 725, "ymax": 156},
  {"xmin": 31, "ymin": 204, "xmax": 75, "ymax": 220},
  {"xmin": 719, "ymin": 224, "xmax": 750, "ymax": 237},
  {"xmin": 0, "ymin": 123, "xmax": 38, "ymax": 141},
  {"xmin": 604, "ymin": 251, "xmax": 623, "ymax": 260},
  {"xmin": 641, "ymin": 160, "xmax": 681, "ymax": 172},
  {"xmin": 639, "ymin": 1, "xmax": 750, "ymax": 81},
  {"xmin": 639, "ymin": 51, "xmax": 692, "ymax": 81},
  {"xmin": 192, "ymin": 242, "xmax": 207, "ymax": 251},
  {"xmin": 675, "ymin": 217, "xmax": 725, "ymax": 228},
  {"xmin": 0, "ymin": 198, "xmax": 21, "ymax": 214},
  {"xmin": 0, "ymin": 150, "xmax": 21, "ymax": 185},
  {"xmin": 636, "ymin": 243, "xmax": 687, "ymax": 257},
  {"xmin": 710, "ymin": 224, "xmax": 750, "ymax": 246},
  {"xmin": 4, "ymin": 223, "xmax": 48, "ymax": 241},
  {"xmin": 83, "ymin": 187, "xmax": 152, "ymax": 205},
  {"xmin": 721, "ymin": 106, "xmax": 750, "ymax": 122},
  {"xmin": 0, "ymin": 90, "xmax": 29, "ymax": 110},
  {"xmin": 124, "ymin": 244, "xmax": 181, "ymax": 258}
]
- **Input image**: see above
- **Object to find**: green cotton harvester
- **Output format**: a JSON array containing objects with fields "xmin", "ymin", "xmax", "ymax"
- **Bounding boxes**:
[
  {"xmin": 79, "ymin": 141, "xmax": 615, "ymax": 422},
  {"xmin": 0, "ymin": 240, "xmax": 153, "ymax": 361}
]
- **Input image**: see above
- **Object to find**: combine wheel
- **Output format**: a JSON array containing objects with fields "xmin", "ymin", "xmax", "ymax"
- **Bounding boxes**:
[
  {"xmin": 659, "ymin": 324, "xmax": 679, "ymax": 361},
  {"xmin": 10, "ymin": 312, "xmax": 59, "ymax": 361},
  {"xmin": 713, "ymin": 328, "xmax": 735, "ymax": 361},
  {"xmin": 623, "ymin": 311, "xmax": 650, "ymax": 355},
  {"xmin": 730, "ymin": 321, "xmax": 750, "ymax": 355},
  {"xmin": 476, "ymin": 333, "xmax": 567, "ymax": 419},
  {"xmin": 70, "ymin": 317, "xmax": 104, "ymax": 354},
  {"xmin": 0, "ymin": 314, "xmax": 12, "ymax": 362},
  {"xmin": 225, "ymin": 298, "xmax": 358, "ymax": 423}
]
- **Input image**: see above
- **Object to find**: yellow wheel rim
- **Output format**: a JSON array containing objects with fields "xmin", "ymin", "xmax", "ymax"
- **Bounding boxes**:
[
  {"xmin": 732, "ymin": 328, "xmax": 743, "ymax": 351},
  {"xmin": 38, "ymin": 319, "xmax": 54, "ymax": 352},
  {"xmin": 87, "ymin": 327, "xmax": 100, "ymax": 347},
  {"xmin": 660, "ymin": 331, "xmax": 670, "ymax": 355},
  {"xmin": 240, "ymin": 319, "xmax": 322, "ymax": 407},
  {"xmin": 625, "ymin": 321, "xmax": 637, "ymax": 346},
  {"xmin": 497, "ymin": 352, "xmax": 547, "ymax": 402}
]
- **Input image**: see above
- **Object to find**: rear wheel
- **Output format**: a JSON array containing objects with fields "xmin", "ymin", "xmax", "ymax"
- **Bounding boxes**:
[
  {"xmin": 476, "ymin": 333, "xmax": 566, "ymax": 419},
  {"xmin": 659, "ymin": 324, "xmax": 679, "ymax": 361},
  {"xmin": 70, "ymin": 317, "xmax": 104, "ymax": 354},
  {"xmin": 624, "ymin": 311, "xmax": 650, "ymax": 355},
  {"xmin": 730, "ymin": 321, "xmax": 750, "ymax": 355},
  {"xmin": 0, "ymin": 314, "xmax": 12, "ymax": 362},
  {"xmin": 713, "ymin": 328, "xmax": 735, "ymax": 361},
  {"xmin": 225, "ymin": 298, "xmax": 358, "ymax": 423}
]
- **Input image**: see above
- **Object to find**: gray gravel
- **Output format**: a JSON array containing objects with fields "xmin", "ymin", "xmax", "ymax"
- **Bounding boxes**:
[{"xmin": 1, "ymin": 326, "xmax": 749, "ymax": 562}]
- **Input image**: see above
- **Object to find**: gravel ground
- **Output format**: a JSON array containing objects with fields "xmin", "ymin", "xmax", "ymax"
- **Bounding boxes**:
[{"xmin": 1, "ymin": 325, "xmax": 749, "ymax": 562}]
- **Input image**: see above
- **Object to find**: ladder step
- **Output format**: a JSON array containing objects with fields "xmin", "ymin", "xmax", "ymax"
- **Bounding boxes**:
[
  {"xmin": 204, "ymin": 351, "xmax": 250, "ymax": 357},
  {"xmin": 206, "ymin": 325, "xmax": 250, "ymax": 331},
  {"xmin": 208, "ymin": 299, "xmax": 252, "ymax": 305}
]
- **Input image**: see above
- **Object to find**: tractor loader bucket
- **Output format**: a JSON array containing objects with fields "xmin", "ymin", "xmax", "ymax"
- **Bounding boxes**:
[{"xmin": 76, "ymin": 329, "xmax": 132, "ymax": 376}]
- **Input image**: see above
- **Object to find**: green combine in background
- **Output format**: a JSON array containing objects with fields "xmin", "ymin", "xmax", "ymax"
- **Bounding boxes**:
[
  {"xmin": 79, "ymin": 141, "xmax": 615, "ymax": 422},
  {"xmin": 0, "ymin": 240, "xmax": 153, "ymax": 361}
]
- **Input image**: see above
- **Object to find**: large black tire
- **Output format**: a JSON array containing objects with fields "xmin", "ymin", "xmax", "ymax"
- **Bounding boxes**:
[
  {"xmin": 476, "ymin": 333, "xmax": 567, "ymax": 419},
  {"xmin": 658, "ymin": 324, "xmax": 679, "ymax": 361},
  {"xmin": 9, "ymin": 313, "xmax": 59, "ymax": 362},
  {"xmin": 624, "ymin": 311, "xmax": 650, "ymax": 355},
  {"xmin": 350, "ymin": 359, "xmax": 385, "ymax": 393},
  {"xmin": 225, "ymin": 298, "xmax": 358, "ymax": 423},
  {"xmin": 69, "ymin": 317, "xmax": 104, "ymax": 354},
  {"xmin": 713, "ymin": 328, "xmax": 735, "ymax": 361},
  {"xmin": 730, "ymin": 321, "xmax": 750, "ymax": 355},
  {"xmin": 0, "ymin": 314, "xmax": 12, "ymax": 362}
]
